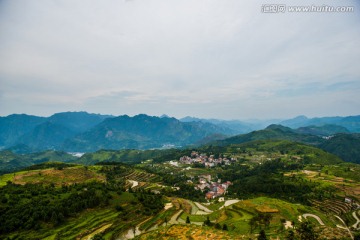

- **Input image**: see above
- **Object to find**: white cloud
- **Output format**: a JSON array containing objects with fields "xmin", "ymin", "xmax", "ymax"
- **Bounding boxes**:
[{"xmin": 0, "ymin": 0, "xmax": 359, "ymax": 119}]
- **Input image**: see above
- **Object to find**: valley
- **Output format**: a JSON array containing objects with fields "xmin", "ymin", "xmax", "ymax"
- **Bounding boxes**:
[
  {"xmin": 1, "ymin": 113, "xmax": 360, "ymax": 239},
  {"xmin": 2, "ymin": 0, "xmax": 359, "ymax": 238},
  {"xmin": 0, "ymin": 138, "xmax": 359, "ymax": 240}
]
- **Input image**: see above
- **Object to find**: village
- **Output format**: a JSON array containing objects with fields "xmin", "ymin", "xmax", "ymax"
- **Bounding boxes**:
[
  {"xmin": 179, "ymin": 151, "xmax": 237, "ymax": 168},
  {"xmin": 179, "ymin": 151, "xmax": 234, "ymax": 200},
  {"xmin": 193, "ymin": 174, "xmax": 232, "ymax": 200}
]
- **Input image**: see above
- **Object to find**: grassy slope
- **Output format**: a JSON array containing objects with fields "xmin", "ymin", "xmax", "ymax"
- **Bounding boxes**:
[
  {"xmin": 0, "ymin": 165, "xmax": 104, "ymax": 186},
  {"xmin": 227, "ymin": 140, "xmax": 343, "ymax": 165}
]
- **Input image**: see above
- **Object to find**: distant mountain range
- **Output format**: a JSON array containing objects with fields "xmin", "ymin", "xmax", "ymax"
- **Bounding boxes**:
[
  {"xmin": 0, "ymin": 112, "xmax": 235, "ymax": 152},
  {"xmin": 62, "ymin": 114, "xmax": 234, "ymax": 152},
  {"xmin": 0, "ymin": 112, "xmax": 359, "ymax": 160},
  {"xmin": 179, "ymin": 116, "xmax": 279, "ymax": 134},
  {"xmin": 280, "ymin": 115, "xmax": 360, "ymax": 132},
  {"xmin": 0, "ymin": 112, "xmax": 111, "ymax": 152}
]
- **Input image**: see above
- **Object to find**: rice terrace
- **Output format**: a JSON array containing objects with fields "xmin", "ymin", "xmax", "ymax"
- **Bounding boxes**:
[{"xmin": 1, "ymin": 0, "xmax": 360, "ymax": 239}]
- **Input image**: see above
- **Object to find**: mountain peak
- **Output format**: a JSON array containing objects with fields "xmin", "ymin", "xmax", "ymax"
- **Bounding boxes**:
[
  {"xmin": 294, "ymin": 115, "xmax": 308, "ymax": 120},
  {"xmin": 265, "ymin": 124, "xmax": 293, "ymax": 132}
]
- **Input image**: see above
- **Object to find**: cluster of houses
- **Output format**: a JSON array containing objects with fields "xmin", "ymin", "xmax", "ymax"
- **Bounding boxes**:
[
  {"xmin": 179, "ymin": 151, "xmax": 237, "ymax": 168},
  {"xmin": 192, "ymin": 174, "xmax": 231, "ymax": 200}
]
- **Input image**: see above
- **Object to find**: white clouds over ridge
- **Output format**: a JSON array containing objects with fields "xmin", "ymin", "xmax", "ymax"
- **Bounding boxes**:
[{"xmin": 0, "ymin": 0, "xmax": 359, "ymax": 119}]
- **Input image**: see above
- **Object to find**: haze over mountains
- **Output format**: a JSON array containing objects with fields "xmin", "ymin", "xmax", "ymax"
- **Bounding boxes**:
[{"xmin": 1, "ymin": 112, "xmax": 360, "ymax": 161}]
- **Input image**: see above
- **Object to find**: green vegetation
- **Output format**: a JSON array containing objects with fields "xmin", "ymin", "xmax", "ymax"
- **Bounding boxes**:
[
  {"xmin": 0, "ymin": 150, "xmax": 77, "ymax": 175},
  {"xmin": 319, "ymin": 133, "xmax": 360, "ymax": 164},
  {"xmin": 76, "ymin": 148, "xmax": 183, "ymax": 165},
  {"xmin": 0, "ymin": 136, "xmax": 359, "ymax": 239}
]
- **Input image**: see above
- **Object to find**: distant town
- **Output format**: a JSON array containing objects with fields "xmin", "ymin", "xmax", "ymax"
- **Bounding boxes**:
[{"xmin": 179, "ymin": 151, "xmax": 237, "ymax": 168}]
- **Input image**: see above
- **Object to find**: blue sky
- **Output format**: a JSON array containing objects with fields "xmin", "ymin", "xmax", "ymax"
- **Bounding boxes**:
[{"xmin": 0, "ymin": 0, "xmax": 359, "ymax": 119}]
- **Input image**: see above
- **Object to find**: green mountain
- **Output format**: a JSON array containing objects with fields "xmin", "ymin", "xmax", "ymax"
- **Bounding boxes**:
[
  {"xmin": 233, "ymin": 140, "xmax": 343, "ymax": 165},
  {"xmin": 0, "ymin": 112, "xmax": 112, "ymax": 152},
  {"xmin": 47, "ymin": 111, "xmax": 113, "ymax": 133},
  {"xmin": 62, "ymin": 114, "xmax": 231, "ymax": 152},
  {"xmin": 214, "ymin": 124, "xmax": 360, "ymax": 164},
  {"xmin": 0, "ymin": 150, "xmax": 77, "ymax": 174},
  {"xmin": 215, "ymin": 124, "xmax": 324, "ymax": 146},
  {"xmin": 75, "ymin": 148, "xmax": 178, "ymax": 165},
  {"xmin": 319, "ymin": 133, "xmax": 360, "ymax": 164},
  {"xmin": 17, "ymin": 122, "xmax": 76, "ymax": 151},
  {"xmin": 0, "ymin": 150, "xmax": 33, "ymax": 174},
  {"xmin": 0, "ymin": 114, "xmax": 46, "ymax": 148},
  {"xmin": 295, "ymin": 124, "xmax": 349, "ymax": 136}
]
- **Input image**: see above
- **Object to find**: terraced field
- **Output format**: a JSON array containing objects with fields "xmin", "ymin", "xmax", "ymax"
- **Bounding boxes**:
[
  {"xmin": 123, "ymin": 169, "xmax": 159, "ymax": 190},
  {"xmin": 311, "ymin": 199, "xmax": 353, "ymax": 215}
]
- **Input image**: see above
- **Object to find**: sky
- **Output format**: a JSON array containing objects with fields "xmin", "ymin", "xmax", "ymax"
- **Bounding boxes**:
[{"xmin": 0, "ymin": 0, "xmax": 359, "ymax": 120}]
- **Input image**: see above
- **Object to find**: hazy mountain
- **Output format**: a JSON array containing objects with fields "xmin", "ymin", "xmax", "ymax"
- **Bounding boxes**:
[
  {"xmin": 179, "ymin": 116, "xmax": 267, "ymax": 134},
  {"xmin": 280, "ymin": 115, "xmax": 360, "ymax": 132},
  {"xmin": 17, "ymin": 122, "xmax": 76, "ymax": 151},
  {"xmin": 338, "ymin": 116, "xmax": 360, "ymax": 132},
  {"xmin": 63, "ymin": 114, "xmax": 233, "ymax": 152},
  {"xmin": 0, "ymin": 114, "xmax": 46, "ymax": 148},
  {"xmin": 47, "ymin": 111, "xmax": 113, "ymax": 133},
  {"xmin": 1, "ymin": 112, "xmax": 359, "ymax": 155},
  {"xmin": 279, "ymin": 115, "xmax": 309, "ymax": 128},
  {"xmin": 0, "ymin": 112, "xmax": 113, "ymax": 151}
]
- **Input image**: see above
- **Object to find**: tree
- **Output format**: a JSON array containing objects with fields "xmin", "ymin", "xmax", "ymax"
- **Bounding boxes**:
[
  {"xmin": 296, "ymin": 221, "xmax": 318, "ymax": 240},
  {"xmin": 249, "ymin": 216, "xmax": 258, "ymax": 233},
  {"xmin": 51, "ymin": 211, "xmax": 58, "ymax": 225},
  {"xmin": 204, "ymin": 216, "xmax": 211, "ymax": 226},
  {"xmin": 132, "ymin": 225, "xmax": 136, "ymax": 237},
  {"xmin": 285, "ymin": 230, "xmax": 295, "ymax": 240},
  {"xmin": 186, "ymin": 216, "xmax": 190, "ymax": 224},
  {"xmin": 263, "ymin": 214, "xmax": 273, "ymax": 228},
  {"xmin": 222, "ymin": 224, "xmax": 228, "ymax": 231},
  {"xmin": 257, "ymin": 229, "xmax": 267, "ymax": 240},
  {"xmin": 92, "ymin": 233, "xmax": 104, "ymax": 240},
  {"xmin": 58, "ymin": 213, "xmax": 64, "ymax": 224}
]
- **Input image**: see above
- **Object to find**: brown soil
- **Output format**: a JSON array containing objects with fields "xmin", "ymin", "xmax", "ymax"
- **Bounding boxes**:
[
  {"xmin": 139, "ymin": 224, "xmax": 234, "ymax": 240},
  {"xmin": 13, "ymin": 167, "xmax": 105, "ymax": 186}
]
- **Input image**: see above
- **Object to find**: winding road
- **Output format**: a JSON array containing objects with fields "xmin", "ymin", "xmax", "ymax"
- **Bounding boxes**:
[
  {"xmin": 352, "ymin": 210, "xmax": 360, "ymax": 229},
  {"xmin": 194, "ymin": 202, "xmax": 213, "ymax": 215},
  {"xmin": 127, "ymin": 180, "xmax": 138, "ymax": 188},
  {"xmin": 219, "ymin": 199, "xmax": 240, "ymax": 209},
  {"xmin": 335, "ymin": 215, "xmax": 354, "ymax": 240},
  {"xmin": 302, "ymin": 214, "xmax": 324, "ymax": 225}
]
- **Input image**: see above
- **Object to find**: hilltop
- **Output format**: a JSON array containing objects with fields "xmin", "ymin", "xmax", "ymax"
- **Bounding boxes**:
[{"xmin": 213, "ymin": 125, "xmax": 360, "ymax": 164}]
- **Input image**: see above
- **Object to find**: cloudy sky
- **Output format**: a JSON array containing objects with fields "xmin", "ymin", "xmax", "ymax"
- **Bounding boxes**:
[{"xmin": 0, "ymin": 0, "xmax": 359, "ymax": 120}]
